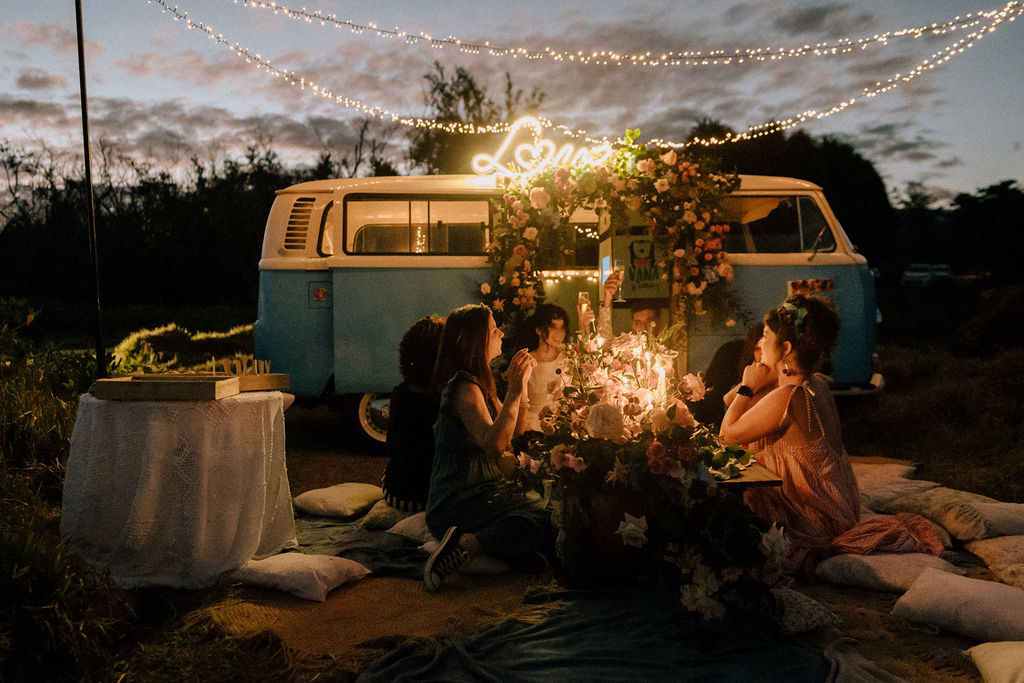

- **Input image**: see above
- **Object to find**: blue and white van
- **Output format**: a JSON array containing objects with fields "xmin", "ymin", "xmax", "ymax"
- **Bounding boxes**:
[{"xmin": 255, "ymin": 174, "xmax": 882, "ymax": 442}]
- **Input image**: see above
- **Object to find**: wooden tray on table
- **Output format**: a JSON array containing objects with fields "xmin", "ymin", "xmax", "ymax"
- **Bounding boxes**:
[{"xmin": 88, "ymin": 375, "xmax": 241, "ymax": 401}]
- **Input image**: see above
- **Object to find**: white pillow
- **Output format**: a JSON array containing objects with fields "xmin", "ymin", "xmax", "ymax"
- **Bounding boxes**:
[
  {"xmin": 293, "ymin": 483, "xmax": 383, "ymax": 518},
  {"xmin": 770, "ymin": 586, "xmax": 838, "ymax": 635},
  {"xmin": 362, "ymin": 499, "xmax": 413, "ymax": 530},
  {"xmin": 816, "ymin": 552, "xmax": 963, "ymax": 593},
  {"xmin": 891, "ymin": 568, "xmax": 1024, "ymax": 641},
  {"xmin": 232, "ymin": 552, "xmax": 370, "ymax": 601},
  {"xmin": 974, "ymin": 503, "xmax": 1024, "ymax": 537},
  {"xmin": 966, "ymin": 641, "xmax": 1024, "ymax": 683},
  {"xmin": 387, "ymin": 511, "xmax": 434, "ymax": 543},
  {"xmin": 966, "ymin": 536, "xmax": 1024, "ymax": 590},
  {"xmin": 852, "ymin": 462, "xmax": 939, "ymax": 513},
  {"xmin": 885, "ymin": 487, "xmax": 1004, "ymax": 541}
]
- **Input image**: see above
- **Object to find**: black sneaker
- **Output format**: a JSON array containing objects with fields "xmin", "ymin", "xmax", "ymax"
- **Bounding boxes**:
[{"xmin": 424, "ymin": 526, "xmax": 468, "ymax": 592}]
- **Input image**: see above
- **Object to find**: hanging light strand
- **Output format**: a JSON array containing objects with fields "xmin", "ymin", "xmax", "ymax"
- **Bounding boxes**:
[
  {"xmin": 147, "ymin": 0, "xmax": 1022, "ymax": 149},
  {"xmin": 232, "ymin": 0, "xmax": 1014, "ymax": 68}
]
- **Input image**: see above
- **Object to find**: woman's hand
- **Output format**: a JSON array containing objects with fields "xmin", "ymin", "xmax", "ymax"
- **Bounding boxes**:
[
  {"xmin": 741, "ymin": 362, "xmax": 774, "ymax": 393},
  {"xmin": 602, "ymin": 272, "xmax": 622, "ymax": 308},
  {"xmin": 506, "ymin": 348, "xmax": 536, "ymax": 397}
]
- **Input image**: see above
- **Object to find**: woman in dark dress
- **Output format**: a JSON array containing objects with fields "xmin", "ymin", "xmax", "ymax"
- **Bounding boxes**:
[{"xmin": 423, "ymin": 304, "xmax": 554, "ymax": 592}]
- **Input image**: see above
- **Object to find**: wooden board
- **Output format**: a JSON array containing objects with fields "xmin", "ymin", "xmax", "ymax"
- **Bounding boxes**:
[
  {"xmin": 128, "ymin": 373, "xmax": 290, "ymax": 392},
  {"xmin": 237, "ymin": 373, "xmax": 290, "ymax": 392},
  {"xmin": 88, "ymin": 376, "xmax": 240, "ymax": 401}
]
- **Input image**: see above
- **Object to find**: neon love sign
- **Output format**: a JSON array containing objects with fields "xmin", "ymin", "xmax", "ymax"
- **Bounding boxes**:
[{"xmin": 472, "ymin": 116, "xmax": 614, "ymax": 182}]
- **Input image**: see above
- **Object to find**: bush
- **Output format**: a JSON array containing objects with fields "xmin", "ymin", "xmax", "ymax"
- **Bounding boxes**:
[{"xmin": 110, "ymin": 323, "xmax": 254, "ymax": 374}]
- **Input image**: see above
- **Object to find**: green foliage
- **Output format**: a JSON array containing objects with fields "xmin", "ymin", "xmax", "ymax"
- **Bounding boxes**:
[
  {"xmin": 110, "ymin": 323, "xmax": 254, "ymax": 374},
  {"xmin": 0, "ymin": 519, "xmax": 133, "ymax": 682},
  {"xmin": 1, "ymin": 299, "xmax": 94, "ymax": 472},
  {"xmin": 408, "ymin": 62, "xmax": 545, "ymax": 174}
]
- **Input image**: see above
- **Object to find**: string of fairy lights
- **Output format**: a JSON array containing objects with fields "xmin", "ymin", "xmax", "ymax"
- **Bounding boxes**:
[
  {"xmin": 146, "ymin": 0, "xmax": 1022, "ymax": 149},
  {"xmin": 231, "ymin": 0, "xmax": 1004, "ymax": 68}
]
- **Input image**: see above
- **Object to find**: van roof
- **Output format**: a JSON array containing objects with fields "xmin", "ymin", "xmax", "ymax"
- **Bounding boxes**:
[{"xmin": 276, "ymin": 173, "xmax": 822, "ymax": 194}]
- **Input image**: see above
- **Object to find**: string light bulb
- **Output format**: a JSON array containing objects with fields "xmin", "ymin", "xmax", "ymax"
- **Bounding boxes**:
[{"xmin": 149, "ymin": 0, "xmax": 1023, "ymax": 151}]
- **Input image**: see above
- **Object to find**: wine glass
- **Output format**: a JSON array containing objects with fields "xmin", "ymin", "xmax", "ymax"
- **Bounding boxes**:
[
  {"xmin": 578, "ymin": 291, "xmax": 595, "ymax": 332},
  {"xmin": 612, "ymin": 259, "xmax": 627, "ymax": 302}
]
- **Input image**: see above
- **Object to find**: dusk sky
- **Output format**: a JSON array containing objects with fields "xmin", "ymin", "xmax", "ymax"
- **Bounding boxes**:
[{"xmin": 2, "ymin": 0, "xmax": 1021, "ymax": 204}]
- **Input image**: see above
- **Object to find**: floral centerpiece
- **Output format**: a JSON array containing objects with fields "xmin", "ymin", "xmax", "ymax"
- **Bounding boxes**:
[{"xmin": 510, "ymin": 327, "xmax": 786, "ymax": 619}]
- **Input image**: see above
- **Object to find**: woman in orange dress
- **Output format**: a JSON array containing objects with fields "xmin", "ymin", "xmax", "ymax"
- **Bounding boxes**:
[{"xmin": 719, "ymin": 295, "xmax": 859, "ymax": 574}]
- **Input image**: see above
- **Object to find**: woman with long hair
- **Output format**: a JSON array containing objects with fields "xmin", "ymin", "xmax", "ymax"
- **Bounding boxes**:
[{"xmin": 424, "ymin": 304, "xmax": 553, "ymax": 591}]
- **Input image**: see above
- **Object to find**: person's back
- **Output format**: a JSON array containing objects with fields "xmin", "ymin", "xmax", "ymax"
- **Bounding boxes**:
[
  {"xmin": 381, "ymin": 316, "xmax": 446, "ymax": 511},
  {"xmin": 382, "ymin": 381, "xmax": 441, "ymax": 511}
]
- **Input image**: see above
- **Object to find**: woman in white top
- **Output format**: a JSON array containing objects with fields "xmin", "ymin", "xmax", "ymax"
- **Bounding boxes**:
[{"xmin": 518, "ymin": 303, "xmax": 569, "ymax": 433}]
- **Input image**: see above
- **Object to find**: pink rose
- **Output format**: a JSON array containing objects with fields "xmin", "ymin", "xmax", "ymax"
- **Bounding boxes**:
[
  {"xmin": 513, "ymin": 244, "xmax": 528, "ymax": 259},
  {"xmin": 529, "ymin": 187, "xmax": 551, "ymax": 209},
  {"xmin": 480, "ymin": 282, "xmax": 491, "ymax": 295},
  {"xmin": 523, "ymin": 227, "xmax": 539, "ymax": 241}
]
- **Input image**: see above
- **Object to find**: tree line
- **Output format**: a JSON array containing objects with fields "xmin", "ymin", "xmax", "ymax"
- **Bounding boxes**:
[{"xmin": 1, "ymin": 63, "xmax": 1021, "ymax": 315}]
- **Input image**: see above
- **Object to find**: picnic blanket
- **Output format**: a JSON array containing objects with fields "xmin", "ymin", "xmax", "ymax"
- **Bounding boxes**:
[{"xmin": 358, "ymin": 585, "xmax": 830, "ymax": 683}]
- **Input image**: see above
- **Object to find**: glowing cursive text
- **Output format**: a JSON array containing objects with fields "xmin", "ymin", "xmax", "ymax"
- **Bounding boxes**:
[{"xmin": 472, "ymin": 117, "xmax": 614, "ymax": 182}]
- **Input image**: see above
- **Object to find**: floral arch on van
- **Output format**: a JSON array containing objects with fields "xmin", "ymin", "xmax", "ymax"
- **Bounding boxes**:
[{"xmin": 477, "ymin": 129, "xmax": 744, "ymax": 338}]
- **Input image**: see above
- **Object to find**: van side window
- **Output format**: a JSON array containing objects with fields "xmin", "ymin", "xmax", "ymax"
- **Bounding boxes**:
[
  {"xmin": 722, "ymin": 195, "xmax": 835, "ymax": 254},
  {"xmin": 345, "ymin": 196, "xmax": 489, "ymax": 255}
]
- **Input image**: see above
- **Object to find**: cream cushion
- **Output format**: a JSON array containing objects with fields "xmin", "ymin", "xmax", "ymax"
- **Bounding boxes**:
[
  {"xmin": 852, "ymin": 462, "xmax": 939, "ymax": 512},
  {"xmin": 293, "ymin": 483, "xmax": 384, "ymax": 518},
  {"xmin": 966, "ymin": 641, "xmax": 1024, "ymax": 683},
  {"xmin": 362, "ymin": 498, "xmax": 413, "ymax": 530},
  {"xmin": 816, "ymin": 552, "xmax": 963, "ymax": 593},
  {"xmin": 232, "ymin": 552, "xmax": 371, "ymax": 601},
  {"xmin": 966, "ymin": 535, "xmax": 1024, "ymax": 590},
  {"xmin": 386, "ymin": 511, "xmax": 434, "ymax": 544},
  {"xmin": 892, "ymin": 568, "xmax": 1024, "ymax": 641},
  {"xmin": 770, "ymin": 586, "xmax": 838, "ymax": 635},
  {"xmin": 884, "ymin": 487, "xmax": 1024, "ymax": 541}
]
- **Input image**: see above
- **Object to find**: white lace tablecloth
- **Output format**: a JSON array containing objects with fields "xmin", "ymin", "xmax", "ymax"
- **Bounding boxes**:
[{"xmin": 61, "ymin": 392, "xmax": 297, "ymax": 589}]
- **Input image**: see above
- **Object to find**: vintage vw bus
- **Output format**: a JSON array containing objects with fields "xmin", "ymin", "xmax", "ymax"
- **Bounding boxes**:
[{"xmin": 255, "ymin": 174, "xmax": 882, "ymax": 443}]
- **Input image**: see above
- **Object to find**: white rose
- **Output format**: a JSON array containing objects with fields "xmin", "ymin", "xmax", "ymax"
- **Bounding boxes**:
[
  {"xmin": 678, "ymin": 373, "xmax": 706, "ymax": 402},
  {"xmin": 671, "ymin": 400, "xmax": 697, "ymax": 429},
  {"xmin": 586, "ymin": 402, "xmax": 624, "ymax": 439},
  {"xmin": 650, "ymin": 407, "xmax": 671, "ymax": 432},
  {"xmin": 760, "ymin": 523, "xmax": 791, "ymax": 560},
  {"xmin": 615, "ymin": 513, "xmax": 648, "ymax": 548}
]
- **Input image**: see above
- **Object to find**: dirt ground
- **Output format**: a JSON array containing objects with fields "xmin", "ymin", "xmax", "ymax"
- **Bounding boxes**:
[{"xmin": 280, "ymin": 405, "xmax": 984, "ymax": 682}]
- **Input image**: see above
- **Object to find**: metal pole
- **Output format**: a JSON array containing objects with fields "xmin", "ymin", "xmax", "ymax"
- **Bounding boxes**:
[{"xmin": 75, "ymin": 0, "xmax": 106, "ymax": 378}]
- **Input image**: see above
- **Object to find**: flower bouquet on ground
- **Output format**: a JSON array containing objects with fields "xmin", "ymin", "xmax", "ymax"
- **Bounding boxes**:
[{"xmin": 510, "ymin": 328, "xmax": 786, "ymax": 620}]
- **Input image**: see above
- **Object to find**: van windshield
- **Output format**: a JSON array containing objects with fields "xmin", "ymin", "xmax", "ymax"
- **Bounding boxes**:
[
  {"xmin": 720, "ymin": 195, "xmax": 835, "ymax": 254},
  {"xmin": 344, "ymin": 195, "xmax": 490, "ymax": 255}
]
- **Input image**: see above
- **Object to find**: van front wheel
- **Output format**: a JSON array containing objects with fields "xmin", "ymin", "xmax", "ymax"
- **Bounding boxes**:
[{"xmin": 356, "ymin": 392, "xmax": 390, "ymax": 443}]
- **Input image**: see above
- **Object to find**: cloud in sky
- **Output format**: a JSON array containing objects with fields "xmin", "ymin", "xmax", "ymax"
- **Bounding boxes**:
[{"xmin": 1, "ymin": 0, "xmax": 1020, "ymax": 200}]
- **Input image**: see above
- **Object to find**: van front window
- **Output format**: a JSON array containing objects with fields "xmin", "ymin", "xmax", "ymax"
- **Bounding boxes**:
[
  {"xmin": 345, "ymin": 196, "xmax": 490, "ymax": 255},
  {"xmin": 721, "ymin": 195, "xmax": 835, "ymax": 254}
]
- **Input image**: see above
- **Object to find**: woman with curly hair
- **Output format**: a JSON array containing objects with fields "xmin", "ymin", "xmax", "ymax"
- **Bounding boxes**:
[
  {"xmin": 719, "ymin": 295, "xmax": 860, "ymax": 574},
  {"xmin": 380, "ymin": 316, "xmax": 446, "ymax": 512}
]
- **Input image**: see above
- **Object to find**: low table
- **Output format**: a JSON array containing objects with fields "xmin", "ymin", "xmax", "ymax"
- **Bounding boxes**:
[
  {"xmin": 719, "ymin": 462, "xmax": 783, "ymax": 488},
  {"xmin": 61, "ymin": 392, "xmax": 297, "ymax": 589}
]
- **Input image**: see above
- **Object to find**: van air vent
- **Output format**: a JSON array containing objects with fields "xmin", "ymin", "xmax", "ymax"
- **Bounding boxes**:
[{"xmin": 283, "ymin": 196, "xmax": 316, "ymax": 250}]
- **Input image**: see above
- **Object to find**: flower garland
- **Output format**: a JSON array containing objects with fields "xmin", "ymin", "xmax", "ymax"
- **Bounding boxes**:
[
  {"xmin": 509, "ymin": 328, "xmax": 784, "ymax": 619},
  {"xmin": 479, "ymin": 130, "xmax": 744, "ymax": 337}
]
